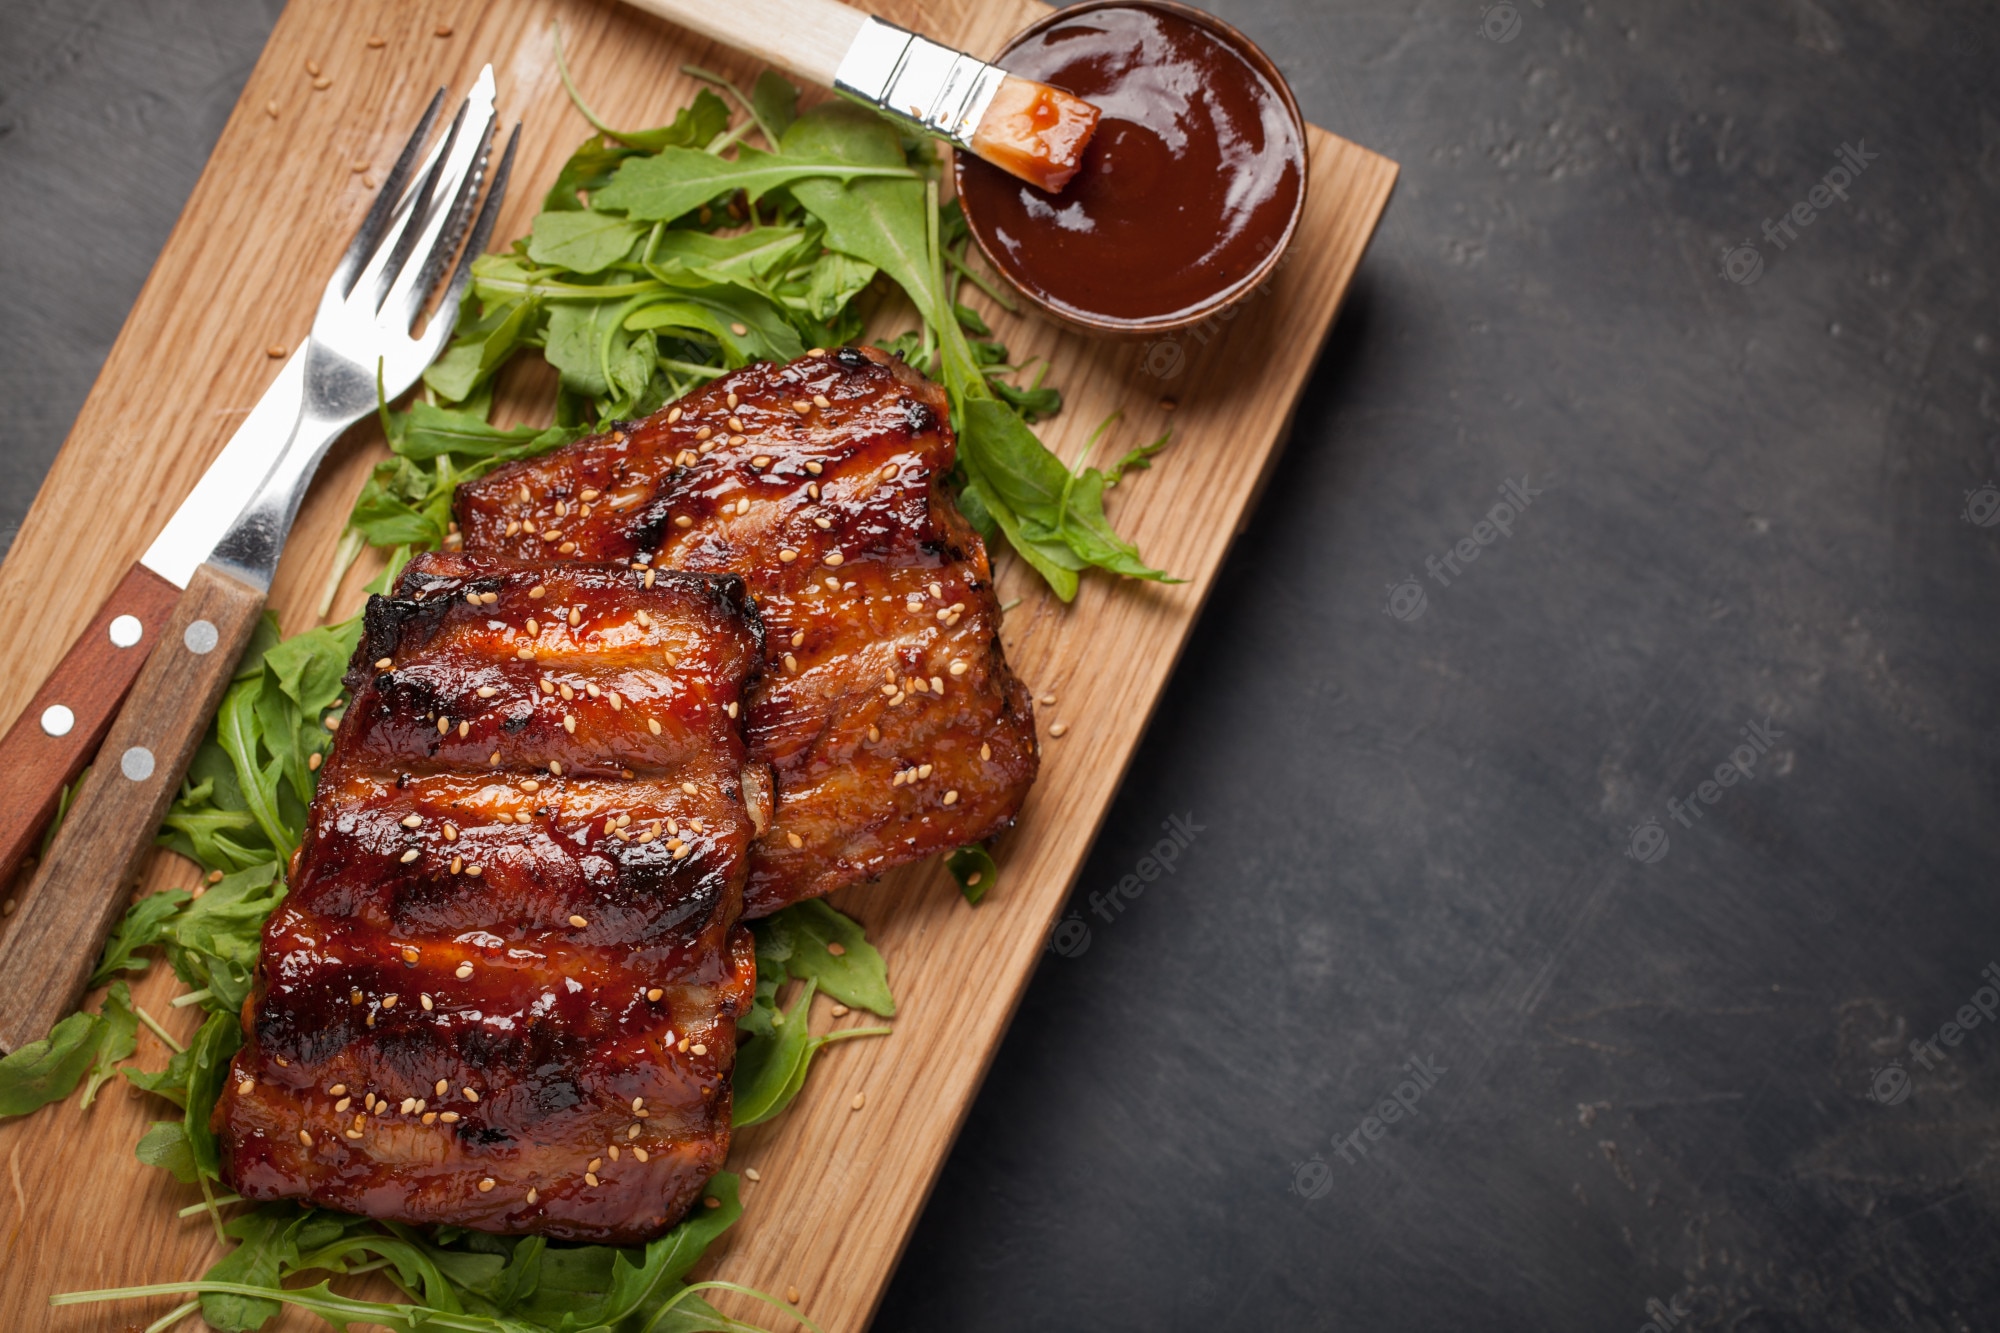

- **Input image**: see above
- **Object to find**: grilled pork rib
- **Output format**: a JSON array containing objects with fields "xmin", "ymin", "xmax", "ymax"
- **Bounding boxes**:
[
  {"xmin": 215, "ymin": 556, "xmax": 764, "ymax": 1243},
  {"xmin": 455, "ymin": 346, "xmax": 1039, "ymax": 916}
]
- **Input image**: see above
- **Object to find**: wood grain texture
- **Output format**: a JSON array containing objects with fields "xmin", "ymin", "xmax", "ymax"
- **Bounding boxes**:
[
  {"xmin": 0, "ymin": 561, "xmax": 180, "ymax": 893},
  {"xmin": 0, "ymin": 562, "xmax": 265, "ymax": 1053},
  {"xmin": 0, "ymin": 0, "xmax": 1393, "ymax": 1326}
]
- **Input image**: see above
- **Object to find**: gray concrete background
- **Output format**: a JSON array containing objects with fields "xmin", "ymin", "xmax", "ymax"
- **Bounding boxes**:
[{"xmin": 5, "ymin": 1, "xmax": 1999, "ymax": 1329}]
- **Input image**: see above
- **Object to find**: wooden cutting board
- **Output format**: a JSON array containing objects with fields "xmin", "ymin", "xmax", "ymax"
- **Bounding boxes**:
[{"xmin": 0, "ymin": 1, "xmax": 1393, "ymax": 1327}]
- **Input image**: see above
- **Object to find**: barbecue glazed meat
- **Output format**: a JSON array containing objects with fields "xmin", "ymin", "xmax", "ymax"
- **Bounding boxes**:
[
  {"xmin": 455, "ymin": 346, "xmax": 1039, "ymax": 917},
  {"xmin": 214, "ymin": 555, "xmax": 764, "ymax": 1243}
]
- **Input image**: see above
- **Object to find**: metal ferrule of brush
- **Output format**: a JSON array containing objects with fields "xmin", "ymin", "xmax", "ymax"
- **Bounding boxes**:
[{"xmin": 832, "ymin": 16, "xmax": 1005, "ymax": 151}]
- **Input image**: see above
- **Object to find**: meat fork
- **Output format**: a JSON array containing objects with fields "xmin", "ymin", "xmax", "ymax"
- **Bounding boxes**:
[{"xmin": 0, "ymin": 69, "xmax": 520, "ymax": 1052}]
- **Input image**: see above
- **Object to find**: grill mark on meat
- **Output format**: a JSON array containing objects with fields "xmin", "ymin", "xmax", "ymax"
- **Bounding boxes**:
[
  {"xmin": 454, "ymin": 346, "xmax": 1039, "ymax": 915},
  {"xmin": 215, "ymin": 557, "xmax": 762, "ymax": 1244}
]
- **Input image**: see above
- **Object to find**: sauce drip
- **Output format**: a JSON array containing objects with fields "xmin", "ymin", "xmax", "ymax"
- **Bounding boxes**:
[{"xmin": 957, "ymin": 3, "xmax": 1306, "ymax": 328}]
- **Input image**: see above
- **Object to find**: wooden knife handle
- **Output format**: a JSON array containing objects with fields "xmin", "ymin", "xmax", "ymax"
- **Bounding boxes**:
[
  {"xmin": 0, "ymin": 562, "xmax": 181, "ymax": 895},
  {"xmin": 621, "ymin": 0, "xmax": 868, "ymax": 89},
  {"xmin": 0, "ymin": 562, "xmax": 265, "ymax": 1053}
]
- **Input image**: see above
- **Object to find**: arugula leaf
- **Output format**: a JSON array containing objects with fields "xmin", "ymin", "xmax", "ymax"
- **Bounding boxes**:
[
  {"xmin": 734, "ymin": 980, "xmax": 890, "ymax": 1128},
  {"xmin": 90, "ymin": 887, "xmax": 191, "ymax": 985},
  {"xmin": 528, "ymin": 210, "xmax": 647, "ymax": 274},
  {"xmin": 595, "ymin": 144, "xmax": 916, "ymax": 223},
  {"xmin": 751, "ymin": 71, "xmax": 798, "ymax": 142},
  {"xmin": 946, "ymin": 844, "xmax": 998, "ymax": 904},
  {"xmin": 755, "ymin": 901, "xmax": 894, "ymax": 1016},
  {"xmin": 80, "ymin": 981, "xmax": 137, "ymax": 1108},
  {"xmin": 183, "ymin": 1009, "xmax": 244, "ymax": 1179},
  {"xmin": 0, "ymin": 995, "xmax": 123, "ymax": 1117},
  {"xmin": 135, "ymin": 1120, "xmax": 200, "ymax": 1183},
  {"xmin": 161, "ymin": 863, "xmax": 285, "ymax": 1014}
]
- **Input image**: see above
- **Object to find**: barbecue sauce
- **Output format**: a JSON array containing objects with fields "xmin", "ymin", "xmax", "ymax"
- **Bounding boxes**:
[{"xmin": 956, "ymin": 2, "xmax": 1306, "ymax": 328}]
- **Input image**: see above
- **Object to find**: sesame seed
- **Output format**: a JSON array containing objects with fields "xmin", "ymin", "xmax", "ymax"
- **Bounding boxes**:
[
  {"xmin": 814, "ymin": 394, "xmax": 831, "ymax": 408},
  {"xmin": 299, "ymin": 1130, "xmax": 314, "ymax": 1146},
  {"xmin": 931, "ymin": 676, "xmax": 944, "ymax": 693},
  {"xmin": 869, "ymin": 726, "xmax": 881, "ymax": 742},
  {"xmin": 382, "ymin": 994, "xmax": 398, "ymax": 1008},
  {"xmin": 563, "ymin": 715, "xmax": 577, "ymax": 733},
  {"xmin": 850, "ymin": 1093, "xmax": 866, "ymax": 1111},
  {"xmin": 692, "ymin": 1042, "xmax": 708, "ymax": 1055},
  {"xmin": 478, "ymin": 1177, "xmax": 495, "ymax": 1192},
  {"xmin": 944, "ymin": 790, "xmax": 960, "ymax": 805},
  {"xmin": 727, "ymin": 701, "xmax": 739, "ymax": 718},
  {"xmin": 456, "ymin": 962, "xmax": 474, "ymax": 979},
  {"xmin": 400, "ymin": 849, "xmax": 420, "ymax": 863},
  {"xmin": 648, "ymin": 718, "xmax": 662, "ymax": 735},
  {"xmin": 787, "ymin": 1286, "xmax": 800, "ymax": 1303},
  {"xmin": 522, "ymin": 779, "xmax": 540, "ymax": 792},
  {"xmin": 794, "ymin": 400, "xmax": 812, "ymax": 414},
  {"xmin": 730, "ymin": 322, "xmax": 748, "ymax": 335},
  {"xmin": 824, "ymin": 552, "xmax": 844, "ymax": 567},
  {"xmin": 585, "ymin": 1172, "xmax": 600, "ymax": 1187},
  {"xmin": 401, "ymin": 814, "xmax": 423, "ymax": 829},
  {"xmin": 779, "ymin": 548, "xmax": 798, "ymax": 563},
  {"xmin": 1049, "ymin": 722, "xmax": 1069, "ymax": 737},
  {"xmin": 464, "ymin": 1088, "xmax": 479, "ymax": 1101},
  {"xmin": 476, "ymin": 685, "xmax": 496, "ymax": 698},
  {"xmin": 335, "ymin": 1096, "xmax": 351, "ymax": 1112},
  {"xmin": 784, "ymin": 653, "xmax": 798, "ymax": 673},
  {"xmin": 609, "ymin": 1144, "xmax": 621, "ymax": 1160},
  {"xmin": 421, "ymin": 994, "xmax": 434, "ymax": 1010},
  {"xmin": 814, "ymin": 516, "xmax": 832, "ymax": 530},
  {"xmin": 434, "ymin": 21, "xmax": 453, "ymax": 36},
  {"xmin": 400, "ymin": 1097, "xmax": 417, "ymax": 1114},
  {"xmin": 980, "ymin": 743, "xmax": 991, "ymax": 760},
  {"xmin": 312, "ymin": 75, "xmax": 331, "ymax": 90},
  {"xmin": 705, "ymin": 1195, "xmax": 722, "ymax": 1208},
  {"xmin": 751, "ymin": 454, "xmax": 771, "ymax": 469},
  {"xmin": 265, "ymin": 100, "xmax": 279, "ymax": 118},
  {"xmin": 450, "ymin": 855, "xmax": 464, "ymax": 874},
  {"xmin": 950, "ymin": 661, "xmax": 969, "ymax": 676},
  {"xmin": 634, "ymin": 1146, "xmax": 650, "ymax": 1161},
  {"xmin": 569, "ymin": 915, "xmax": 589, "ymax": 928},
  {"xmin": 437, "ymin": 717, "xmax": 450, "ymax": 734},
  {"xmin": 831, "ymin": 1004, "xmax": 849, "ymax": 1017},
  {"xmin": 375, "ymin": 657, "xmax": 394, "ymax": 670},
  {"xmin": 466, "ymin": 866, "xmax": 483, "ymax": 877},
  {"xmin": 366, "ymin": 34, "xmax": 385, "ymax": 46},
  {"xmin": 682, "ymin": 781, "xmax": 698, "ymax": 795},
  {"xmin": 669, "ymin": 407, "xmax": 683, "ymax": 423},
  {"xmin": 401, "ymin": 943, "xmax": 420, "ymax": 961},
  {"xmin": 440, "ymin": 1111, "xmax": 460, "ymax": 1123},
  {"xmin": 527, "ymin": 1187, "xmax": 538, "ymax": 1203},
  {"xmin": 917, "ymin": 763, "xmax": 933, "ymax": 779},
  {"xmin": 646, "ymin": 986, "xmax": 664, "ymax": 1002},
  {"xmin": 826, "ymin": 941, "xmax": 846, "ymax": 956},
  {"xmin": 787, "ymin": 832, "xmax": 803, "ymax": 848},
  {"xmin": 308, "ymin": 753, "xmax": 322, "ymax": 771},
  {"xmin": 329, "ymin": 1083, "xmax": 347, "ymax": 1096},
  {"xmin": 237, "ymin": 1078, "xmax": 255, "ymax": 1095}
]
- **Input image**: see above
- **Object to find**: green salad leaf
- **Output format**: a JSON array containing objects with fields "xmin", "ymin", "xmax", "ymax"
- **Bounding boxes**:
[{"xmin": 0, "ymin": 983, "xmax": 135, "ymax": 1117}]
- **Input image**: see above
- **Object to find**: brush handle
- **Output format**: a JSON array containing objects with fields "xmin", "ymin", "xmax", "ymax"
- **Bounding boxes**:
[{"xmin": 623, "ymin": 0, "xmax": 869, "ymax": 89}]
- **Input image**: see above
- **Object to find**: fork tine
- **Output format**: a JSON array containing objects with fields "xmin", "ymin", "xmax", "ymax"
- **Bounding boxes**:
[
  {"xmin": 392, "ymin": 116, "xmax": 498, "ymax": 329},
  {"xmin": 329, "ymin": 87, "xmax": 444, "ymax": 300},
  {"xmin": 417, "ymin": 122, "xmax": 522, "ymax": 355},
  {"xmin": 370, "ymin": 92, "xmax": 473, "ymax": 315}
]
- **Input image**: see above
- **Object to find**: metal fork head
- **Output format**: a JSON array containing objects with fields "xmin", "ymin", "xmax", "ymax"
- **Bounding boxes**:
[{"xmin": 305, "ymin": 65, "xmax": 518, "ymax": 422}]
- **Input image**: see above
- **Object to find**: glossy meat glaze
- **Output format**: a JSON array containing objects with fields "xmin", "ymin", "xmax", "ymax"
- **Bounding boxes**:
[
  {"xmin": 455, "ymin": 346, "xmax": 1039, "ymax": 916},
  {"xmin": 214, "ymin": 557, "xmax": 764, "ymax": 1242}
]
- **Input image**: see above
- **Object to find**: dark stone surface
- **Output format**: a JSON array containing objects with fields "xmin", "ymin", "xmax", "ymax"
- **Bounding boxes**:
[{"xmin": 5, "ymin": 1, "xmax": 1999, "ymax": 1329}]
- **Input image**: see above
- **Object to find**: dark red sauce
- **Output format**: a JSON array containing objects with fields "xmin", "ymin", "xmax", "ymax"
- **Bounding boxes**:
[{"xmin": 956, "ymin": 1, "xmax": 1307, "ymax": 329}]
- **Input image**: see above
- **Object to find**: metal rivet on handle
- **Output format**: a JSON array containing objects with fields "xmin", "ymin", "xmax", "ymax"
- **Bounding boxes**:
[
  {"xmin": 184, "ymin": 619, "xmax": 219, "ymax": 655},
  {"xmin": 40, "ymin": 705, "xmax": 75, "ymax": 737},
  {"xmin": 109, "ymin": 615, "xmax": 144, "ymax": 648},
  {"xmin": 120, "ymin": 746, "xmax": 156, "ymax": 781}
]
